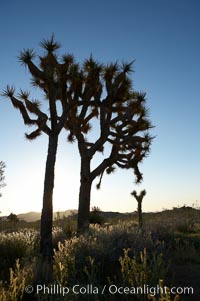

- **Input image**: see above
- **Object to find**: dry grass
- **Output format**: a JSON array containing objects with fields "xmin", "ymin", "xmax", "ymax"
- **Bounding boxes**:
[{"xmin": 0, "ymin": 207, "xmax": 199, "ymax": 300}]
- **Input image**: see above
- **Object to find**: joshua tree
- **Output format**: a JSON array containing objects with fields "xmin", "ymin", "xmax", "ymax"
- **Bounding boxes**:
[
  {"xmin": 2, "ymin": 36, "xmax": 153, "ymax": 251},
  {"xmin": 1, "ymin": 36, "xmax": 83, "ymax": 260},
  {"xmin": 0, "ymin": 161, "xmax": 6, "ymax": 198},
  {"xmin": 131, "ymin": 189, "xmax": 146, "ymax": 228},
  {"xmin": 65, "ymin": 58, "xmax": 153, "ymax": 233}
]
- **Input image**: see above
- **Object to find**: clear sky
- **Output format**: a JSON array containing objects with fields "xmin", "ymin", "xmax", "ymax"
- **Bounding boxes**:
[{"xmin": 0, "ymin": 0, "xmax": 200, "ymax": 216}]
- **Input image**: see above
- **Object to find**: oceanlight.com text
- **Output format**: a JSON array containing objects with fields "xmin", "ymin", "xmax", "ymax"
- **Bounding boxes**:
[{"xmin": 24, "ymin": 283, "xmax": 195, "ymax": 297}]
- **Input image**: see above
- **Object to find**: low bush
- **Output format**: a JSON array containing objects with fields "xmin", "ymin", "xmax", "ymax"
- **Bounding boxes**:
[{"xmin": 1, "ymin": 208, "xmax": 200, "ymax": 300}]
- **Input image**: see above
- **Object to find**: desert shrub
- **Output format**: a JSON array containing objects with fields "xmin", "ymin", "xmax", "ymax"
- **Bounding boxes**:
[
  {"xmin": 52, "ymin": 226, "xmax": 66, "ymax": 249},
  {"xmin": 0, "ymin": 229, "xmax": 38, "ymax": 280},
  {"xmin": 52, "ymin": 223, "xmax": 169, "ymax": 291},
  {"xmin": 54, "ymin": 235, "xmax": 106, "ymax": 286},
  {"xmin": 53, "ymin": 214, "xmax": 77, "ymax": 239},
  {"xmin": 61, "ymin": 219, "xmax": 77, "ymax": 239},
  {"xmin": 174, "ymin": 218, "xmax": 193, "ymax": 234},
  {"xmin": 0, "ymin": 218, "xmax": 191, "ymax": 301},
  {"xmin": 89, "ymin": 211, "xmax": 105, "ymax": 225},
  {"xmin": 53, "ymin": 240, "xmax": 76, "ymax": 286},
  {"xmin": 171, "ymin": 237, "xmax": 200, "ymax": 264},
  {"xmin": 0, "ymin": 219, "xmax": 40, "ymax": 232},
  {"xmin": 119, "ymin": 249, "xmax": 170, "ymax": 301},
  {"xmin": 89, "ymin": 207, "xmax": 105, "ymax": 225},
  {"xmin": 7, "ymin": 213, "xmax": 19, "ymax": 223},
  {"xmin": 174, "ymin": 219, "xmax": 200, "ymax": 234},
  {"xmin": 0, "ymin": 259, "xmax": 33, "ymax": 301}
]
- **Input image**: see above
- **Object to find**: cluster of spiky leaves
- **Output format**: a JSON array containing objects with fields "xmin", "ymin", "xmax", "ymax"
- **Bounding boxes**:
[
  {"xmin": 131, "ymin": 189, "xmax": 147, "ymax": 201},
  {"xmin": 2, "ymin": 36, "xmax": 82, "ymax": 140},
  {"xmin": 65, "ymin": 55, "xmax": 153, "ymax": 185},
  {"xmin": 2, "ymin": 35, "xmax": 152, "ymax": 184}
]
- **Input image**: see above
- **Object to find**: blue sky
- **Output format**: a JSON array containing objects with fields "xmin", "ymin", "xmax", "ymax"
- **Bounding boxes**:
[{"xmin": 0, "ymin": 0, "xmax": 200, "ymax": 215}]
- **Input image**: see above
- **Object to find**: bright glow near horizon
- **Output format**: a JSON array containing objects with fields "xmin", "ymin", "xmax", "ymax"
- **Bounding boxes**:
[{"xmin": 0, "ymin": 0, "xmax": 200, "ymax": 216}]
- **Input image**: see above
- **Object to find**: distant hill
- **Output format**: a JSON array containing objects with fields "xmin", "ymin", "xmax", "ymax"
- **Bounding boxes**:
[
  {"xmin": 16, "ymin": 210, "xmax": 132, "ymax": 222},
  {"xmin": 17, "ymin": 210, "xmax": 77, "ymax": 222},
  {"xmin": 2, "ymin": 206, "xmax": 198, "ymax": 223}
]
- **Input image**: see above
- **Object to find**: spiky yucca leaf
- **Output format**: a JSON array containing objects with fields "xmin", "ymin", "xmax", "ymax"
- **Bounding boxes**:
[
  {"xmin": 62, "ymin": 53, "xmax": 74, "ymax": 65},
  {"xmin": 143, "ymin": 132, "xmax": 154, "ymax": 144},
  {"xmin": 81, "ymin": 122, "xmax": 92, "ymax": 134},
  {"xmin": 1, "ymin": 85, "xmax": 15, "ymax": 98},
  {"xmin": 140, "ymin": 190, "xmax": 146, "ymax": 197},
  {"xmin": 18, "ymin": 49, "xmax": 36, "ymax": 65},
  {"xmin": 136, "ymin": 91, "xmax": 146, "ymax": 103},
  {"xmin": 25, "ymin": 129, "xmax": 42, "ymax": 140},
  {"xmin": 121, "ymin": 61, "xmax": 135, "ymax": 73},
  {"xmin": 30, "ymin": 77, "xmax": 42, "ymax": 87},
  {"xmin": 25, "ymin": 99, "xmax": 42, "ymax": 114},
  {"xmin": 67, "ymin": 133, "xmax": 75, "ymax": 143},
  {"xmin": 32, "ymin": 99, "xmax": 42, "ymax": 109},
  {"xmin": 40, "ymin": 34, "xmax": 61, "ymax": 52},
  {"xmin": 139, "ymin": 105, "xmax": 150, "ymax": 119},
  {"xmin": 83, "ymin": 55, "xmax": 96, "ymax": 71},
  {"xmin": 96, "ymin": 183, "xmax": 101, "ymax": 190},
  {"xmin": 18, "ymin": 89, "xmax": 30, "ymax": 100},
  {"xmin": 131, "ymin": 190, "xmax": 146, "ymax": 200},
  {"xmin": 106, "ymin": 166, "xmax": 116, "ymax": 174},
  {"xmin": 104, "ymin": 62, "xmax": 119, "ymax": 79},
  {"xmin": 83, "ymin": 55, "xmax": 103, "ymax": 74},
  {"xmin": 130, "ymin": 190, "xmax": 137, "ymax": 197},
  {"xmin": 136, "ymin": 170, "xmax": 143, "ymax": 183},
  {"xmin": 69, "ymin": 63, "xmax": 80, "ymax": 78},
  {"xmin": 137, "ymin": 118, "xmax": 152, "ymax": 132},
  {"xmin": 91, "ymin": 107, "xmax": 99, "ymax": 118}
]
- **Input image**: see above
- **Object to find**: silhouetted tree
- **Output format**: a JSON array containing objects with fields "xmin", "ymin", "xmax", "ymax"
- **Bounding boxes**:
[
  {"xmin": 89, "ymin": 206, "xmax": 104, "ymax": 225},
  {"xmin": 1, "ymin": 36, "xmax": 83, "ymax": 261},
  {"xmin": 7, "ymin": 212, "xmax": 19, "ymax": 222},
  {"xmin": 66, "ymin": 58, "xmax": 153, "ymax": 232},
  {"xmin": 0, "ymin": 161, "xmax": 6, "ymax": 198},
  {"xmin": 131, "ymin": 189, "xmax": 146, "ymax": 228}
]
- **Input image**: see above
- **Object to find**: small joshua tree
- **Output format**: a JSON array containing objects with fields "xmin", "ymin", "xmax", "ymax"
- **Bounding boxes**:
[{"xmin": 131, "ymin": 189, "xmax": 146, "ymax": 228}]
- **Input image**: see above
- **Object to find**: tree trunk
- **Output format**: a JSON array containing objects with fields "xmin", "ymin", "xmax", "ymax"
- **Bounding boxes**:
[
  {"xmin": 138, "ymin": 200, "xmax": 143, "ymax": 228},
  {"xmin": 40, "ymin": 134, "xmax": 58, "ymax": 260},
  {"xmin": 77, "ymin": 157, "xmax": 92, "ymax": 233}
]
